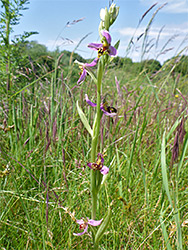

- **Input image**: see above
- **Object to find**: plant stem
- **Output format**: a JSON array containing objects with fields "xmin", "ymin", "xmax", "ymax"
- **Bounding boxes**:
[
  {"xmin": 91, "ymin": 59, "xmax": 103, "ymax": 220},
  {"xmin": 94, "ymin": 243, "xmax": 99, "ymax": 250}
]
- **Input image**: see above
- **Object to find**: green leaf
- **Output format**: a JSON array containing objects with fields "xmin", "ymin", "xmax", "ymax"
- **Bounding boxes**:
[
  {"xmin": 114, "ymin": 39, "xmax": 120, "ymax": 50},
  {"xmin": 95, "ymin": 207, "xmax": 111, "ymax": 245},
  {"xmin": 86, "ymin": 67, "xmax": 97, "ymax": 84},
  {"xmin": 76, "ymin": 101, "xmax": 93, "ymax": 137}
]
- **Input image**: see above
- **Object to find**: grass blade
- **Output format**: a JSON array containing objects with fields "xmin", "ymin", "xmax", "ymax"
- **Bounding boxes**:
[{"xmin": 161, "ymin": 132, "xmax": 173, "ymax": 208}]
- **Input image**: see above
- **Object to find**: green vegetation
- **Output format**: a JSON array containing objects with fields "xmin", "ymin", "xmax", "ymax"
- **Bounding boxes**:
[{"xmin": 0, "ymin": 1, "xmax": 188, "ymax": 249}]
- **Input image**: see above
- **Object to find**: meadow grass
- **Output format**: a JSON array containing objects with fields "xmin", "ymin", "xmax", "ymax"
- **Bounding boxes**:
[{"xmin": 0, "ymin": 51, "xmax": 188, "ymax": 249}]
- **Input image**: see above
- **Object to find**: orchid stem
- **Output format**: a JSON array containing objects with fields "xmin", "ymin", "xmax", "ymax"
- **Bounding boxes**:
[
  {"xmin": 94, "ymin": 243, "xmax": 99, "ymax": 250},
  {"xmin": 91, "ymin": 59, "xmax": 103, "ymax": 220}
]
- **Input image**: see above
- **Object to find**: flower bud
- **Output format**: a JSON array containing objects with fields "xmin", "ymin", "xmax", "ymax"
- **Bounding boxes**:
[
  {"xmin": 99, "ymin": 4, "xmax": 119, "ymax": 34},
  {"xmin": 100, "ymin": 8, "xmax": 106, "ymax": 21},
  {"xmin": 104, "ymin": 7, "xmax": 110, "ymax": 31},
  {"xmin": 99, "ymin": 7, "xmax": 110, "ymax": 32},
  {"xmin": 109, "ymin": 3, "xmax": 119, "ymax": 26}
]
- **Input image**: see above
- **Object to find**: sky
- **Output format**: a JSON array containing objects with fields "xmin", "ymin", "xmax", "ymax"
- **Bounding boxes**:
[{"xmin": 10, "ymin": 0, "xmax": 188, "ymax": 63}]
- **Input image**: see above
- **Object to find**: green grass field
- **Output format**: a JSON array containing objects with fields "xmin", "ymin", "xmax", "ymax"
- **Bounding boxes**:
[{"xmin": 1, "ymin": 53, "xmax": 188, "ymax": 249}]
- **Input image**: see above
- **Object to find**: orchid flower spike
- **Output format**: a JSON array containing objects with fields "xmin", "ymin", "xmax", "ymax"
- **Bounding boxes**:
[
  {"xmin": 87, "ymin": 153, "xmax": 109, "ymax": 175},
  {"xmin": 73, "ymin": 217, "xmax": 103, "ymax": 236},
  {"xmin": 88, "ymin": 30, "xmax": 117, "ymax": 57},
  {"xmin": 75, "ymin": 58, "xmax": 98, "ymax": 85}
]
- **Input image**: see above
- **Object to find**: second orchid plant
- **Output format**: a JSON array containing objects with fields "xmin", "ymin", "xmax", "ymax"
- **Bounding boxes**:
[{"xmin": 73, "ymin": 3, "xmax": 119, "ymax": 248}]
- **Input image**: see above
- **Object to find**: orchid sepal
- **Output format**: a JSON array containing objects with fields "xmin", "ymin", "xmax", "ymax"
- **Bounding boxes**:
[{"xmin": 85, "ymin": 94, "xmax": 97, "ymax": 107}]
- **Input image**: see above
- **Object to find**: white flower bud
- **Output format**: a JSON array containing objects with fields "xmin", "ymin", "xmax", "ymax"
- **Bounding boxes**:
[{"xmin": 100, "ymin": 8, "xmax": 106, "ymax": 21}]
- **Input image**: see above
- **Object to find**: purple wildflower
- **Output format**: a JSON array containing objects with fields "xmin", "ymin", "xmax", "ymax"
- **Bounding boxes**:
[
  {"xmin": 88, "ymin": 30, "xmax": 117, "ymax": 57},
  {"xmin": 73, "ymin": 217, "xmax": 103, "ymax": 236},
  {"xmin": 87, "ymin": 153, "xmax": 109, "ymax": 175},
  {"xmin": 85, "ymin": 94, "xmax": 117, "ymax": 117},
  {"xmin": 77, "ymin": 58, "xmax": 98, "ymax": 85}
]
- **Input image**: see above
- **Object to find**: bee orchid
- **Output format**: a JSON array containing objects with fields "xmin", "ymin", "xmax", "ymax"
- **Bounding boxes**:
[
  {"xmin": 73, "ymin": 217, "xmax": 103, "ymax": 236},
  {"xmin": 85, "ymin": 94, "xmax": 117, "ymax": 117},
  {"xmin": 76, "ymin": 58, "xmax": 98, "ymax": 85},
  {"xmin": 88, "ymin": 30, "xmax": 117, "ymax": 57},
  {"xmin": 87, "ymin": 153, "xmax": 109, "ymax": 175}
]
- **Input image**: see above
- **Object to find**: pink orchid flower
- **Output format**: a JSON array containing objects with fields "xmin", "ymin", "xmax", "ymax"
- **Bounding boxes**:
[
  {"xmin": 88, "ymin": 30, "xmax": 117, "ymax": 57},
  {"xmin": 73, "ymin": 217, "xmax": 103, "ymax": 236}
]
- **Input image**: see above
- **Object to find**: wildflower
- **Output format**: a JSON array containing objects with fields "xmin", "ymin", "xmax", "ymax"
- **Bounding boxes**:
[
  {"xmin": 76, "ymin": 58, "xmax": 98, "ymax": 85},
  {"xmin": 87, "ymin": 153, "xmax": 109, "ymax": 175},
  {"xmin": 85, "ymin": 94, "xmax": 117, "ymax": 117},
  {"xmin": 73, "ymin": 217, "xmax": 103, "ymax": 236},
  {"xmin": 88, "ymin": 30, "xmax": 117, "ymax": 57}
]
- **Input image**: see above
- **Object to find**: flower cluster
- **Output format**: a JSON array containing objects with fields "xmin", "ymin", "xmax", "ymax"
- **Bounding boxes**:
[{"xmin": 99, "ymin": 3, "xmax": 119, "ymax": 31}]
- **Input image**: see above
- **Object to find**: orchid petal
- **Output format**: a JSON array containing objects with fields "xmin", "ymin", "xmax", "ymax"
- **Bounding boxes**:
[
  {"xmin": 77, "ymin": 68, "xmax": 87, "ymax": 85},
  {"xmin": 85, "ymin": 94, "xmax": 97, "ymax": 107},
  {"xmin": 88, "ymin": 43, "xmax": 103, "ymax": 51},
  {"xmin": 73, "ymin": 224, "xmax": 88, "ymax": 236},
  {"xmin": 88, "ymin": 218, "xmax": 103, "ymax": 226},
  {"xmin": 85, "ymin": 58, "xmax": 98, "ymax": 67},
  {"xmin": 100, "ymin": 166, "xmax": 109, "ymax": 175},
  {"xmin": 101, "ymin": 30, "xmax": 111, "ymax": 44},
  {"xmin": 109, "ymin": 45, "xmax": 117, "ymax": 56}
]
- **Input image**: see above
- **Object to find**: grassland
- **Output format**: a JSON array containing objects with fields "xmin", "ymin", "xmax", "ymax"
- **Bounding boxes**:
[{"xmin": 0, "ymin": 48, "xmax": 188, "ymax": 250}]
